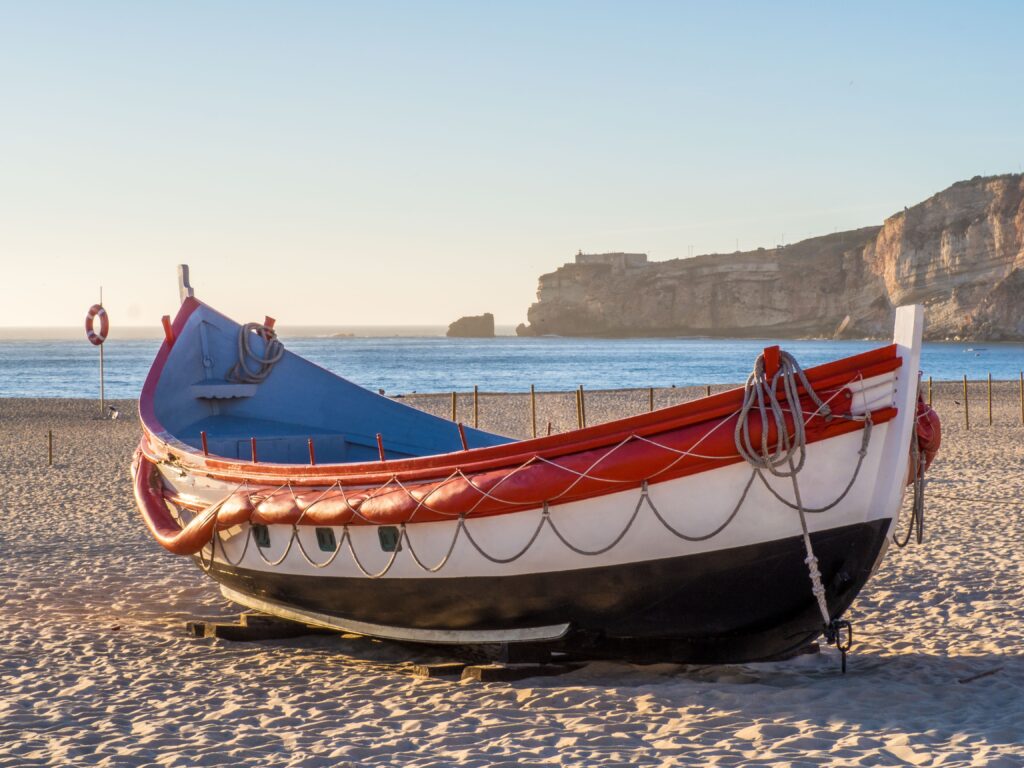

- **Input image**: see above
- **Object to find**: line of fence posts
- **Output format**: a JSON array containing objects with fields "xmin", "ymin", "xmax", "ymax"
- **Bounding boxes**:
[
  {"xmin": 957, "ymin": 373, "xmax": 1001, "ymax": 428},
  {"xmin": 446, "ymin": 370, "xmax": 1024, "ymax": 440}
]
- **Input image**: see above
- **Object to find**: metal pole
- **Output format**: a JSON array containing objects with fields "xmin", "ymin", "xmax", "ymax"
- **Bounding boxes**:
[
  {"xmin": 705, "ymin": 384, "xmax": 711, "ymax": 398},
  {"xmin": 577, "ymin": 385, "xmax": 586, "ymax": 428},
  {"xmin": 451, "ymin": 391, "xmax": 456, "ymax": 421},
  {"xmin": 649, "ymin": 386, "xmax": 654, "ymax": 412},
  {"xmin": 99, "ymin": 343, "xmax": 105, "ymax": 414},
  {"xmin": 530, "ymin": 384, "xmax": 537, "ymax": 438},
  {"xmin": 963, "ymin": 375, "xmax": 969, "ymax": 430},
  {"xmin": 473, "ymin": 386, "xmax": 479, "ymax": 428},
  {"xmin": 99, "ymin": 287, "xmax": 105, "ymax": 414}
]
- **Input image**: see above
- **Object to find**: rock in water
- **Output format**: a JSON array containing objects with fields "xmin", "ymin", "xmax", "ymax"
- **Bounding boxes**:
[{"xmin": 447, "ymin": 313, "xmax": 495, "ymax": 338}]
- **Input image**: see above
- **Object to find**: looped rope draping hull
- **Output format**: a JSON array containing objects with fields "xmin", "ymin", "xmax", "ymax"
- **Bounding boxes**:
[{"xmin": 134, "ymin": 370, "xmax": 882, "ymax": 567}]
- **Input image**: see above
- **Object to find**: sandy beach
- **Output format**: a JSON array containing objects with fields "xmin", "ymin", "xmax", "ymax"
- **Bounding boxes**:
[{"xmin": 1, "ymin": 386, "xmax": 1022, "ymax": 767}]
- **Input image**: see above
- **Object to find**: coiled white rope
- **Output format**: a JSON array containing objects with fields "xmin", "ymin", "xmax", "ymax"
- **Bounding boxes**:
[{"xmin": 229, "ymin": 322, "xmax": 284, "ymax": 383}]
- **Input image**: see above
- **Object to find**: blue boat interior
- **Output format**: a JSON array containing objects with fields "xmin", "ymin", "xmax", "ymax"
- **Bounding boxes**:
[{"xmin": 152, "ymin": 303, "xmax": 513, "ymax": 464}]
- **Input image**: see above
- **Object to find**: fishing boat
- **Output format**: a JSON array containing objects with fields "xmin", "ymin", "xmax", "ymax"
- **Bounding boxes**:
[{"xmin": 133, "ymin": 267, "xmax": 940, "ymax": 662}]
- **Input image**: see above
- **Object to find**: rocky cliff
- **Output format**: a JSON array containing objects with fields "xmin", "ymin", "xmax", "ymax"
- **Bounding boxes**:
[{"xmin": 518, "ymin": 174, "xmax": 1024, "ymax": 340}]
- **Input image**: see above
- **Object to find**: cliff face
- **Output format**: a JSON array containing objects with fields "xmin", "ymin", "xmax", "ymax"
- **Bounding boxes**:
[{"xmin": 518, "ymin": 174, "xmax": 1024, "ymax": 340}]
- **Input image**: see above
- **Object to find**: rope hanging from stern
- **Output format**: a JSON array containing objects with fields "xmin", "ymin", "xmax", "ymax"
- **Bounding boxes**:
[{"xmin": 734, "ymin": 346, "xmax": 859, "ymax": 671}]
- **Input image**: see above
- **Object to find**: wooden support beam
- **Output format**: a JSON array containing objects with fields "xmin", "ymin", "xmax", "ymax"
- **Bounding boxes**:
[
  {"xmin": 461, "ymin": 663, "xmax": 584, "ymax": 683},
  {"xmin": 411, "ymin": 662, "xmax": 469, "ymax": 679},
  {"xmin": 186, "ymin": 613, "xmax": 331, "ymax": 642}
]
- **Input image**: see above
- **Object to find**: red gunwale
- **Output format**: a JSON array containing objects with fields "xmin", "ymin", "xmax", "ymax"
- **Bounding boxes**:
[{"xmin": 139, "ymin": 298, "xmax": 901, "ymax": 489}]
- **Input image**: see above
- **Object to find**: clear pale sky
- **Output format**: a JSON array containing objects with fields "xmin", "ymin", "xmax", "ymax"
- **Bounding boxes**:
[{"xmin": 2, "ymin": 1, "xmax": 1022, "ymax": 329}]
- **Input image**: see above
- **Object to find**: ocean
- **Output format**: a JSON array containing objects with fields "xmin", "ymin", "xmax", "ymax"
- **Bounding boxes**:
[{"xmin": 2, "ymin": 332, "xmax": 1022, "ymax": 398}]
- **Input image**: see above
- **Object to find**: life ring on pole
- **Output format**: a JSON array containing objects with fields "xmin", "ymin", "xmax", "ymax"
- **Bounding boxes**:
[{"xmin": 85, "ymin": 304, "xmax": 109, "ymax": 346}]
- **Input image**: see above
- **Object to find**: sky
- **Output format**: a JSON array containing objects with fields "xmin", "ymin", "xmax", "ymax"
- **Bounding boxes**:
[{"xmin": 1, "ymin": 1, "xmax": 1022, "ymax": 330}]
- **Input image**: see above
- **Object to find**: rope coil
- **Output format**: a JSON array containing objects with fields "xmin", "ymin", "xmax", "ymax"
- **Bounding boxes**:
[{"xmin": 229, "ymin": 322, "xmax": 284, "ymax": 383}]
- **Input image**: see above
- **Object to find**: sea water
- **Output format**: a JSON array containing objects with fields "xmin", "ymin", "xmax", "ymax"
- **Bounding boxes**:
[{"xmin": 2, "ymin": 333, "xmax": 1023, "ymax": 398}]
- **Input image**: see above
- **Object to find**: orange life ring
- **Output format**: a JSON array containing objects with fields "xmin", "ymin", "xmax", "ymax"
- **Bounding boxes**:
[{"xmin": 85, "ymin": 304, "xmax": 109, "ymax": 346}]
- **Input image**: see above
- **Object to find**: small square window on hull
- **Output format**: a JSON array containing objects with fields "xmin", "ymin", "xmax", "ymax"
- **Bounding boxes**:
[
  {"xmin": 252, "ymin": 524, "xmax": 271, "ymax": 548},
  {"xmin": 378, "ymin": 526, "xmax": 402, "ymax": 552},
  {"xmin": 315, "ymin": 527, "xmax": 337, "ymax": 552}
]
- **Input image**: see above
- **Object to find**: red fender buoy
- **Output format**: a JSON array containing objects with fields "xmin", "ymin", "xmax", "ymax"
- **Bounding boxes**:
[
  {"xmin": 916, "ymin": 399, "xmax": 941, "ymax": 472},
  {"xmin": 85, "ymin": 304, "xmax": 109, "ymax": 346},
  {"xmin": 907, "ymin": 397, "xmax": 941, "ymax": 484}
]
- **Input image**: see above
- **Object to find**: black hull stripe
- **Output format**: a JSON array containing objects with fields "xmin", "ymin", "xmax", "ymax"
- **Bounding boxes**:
[{"xmin": 202, "ymin": 519, "xmax": 890, "ymax": 663}]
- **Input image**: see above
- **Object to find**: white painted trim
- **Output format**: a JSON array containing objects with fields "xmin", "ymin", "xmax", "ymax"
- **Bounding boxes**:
[
  {"xmin": 870, "ymin": 305, "xmax": 923, "ymax": 521},
  {"xmin": 219, "ymin": 584, "xmax": 571, "ymax": 644}
]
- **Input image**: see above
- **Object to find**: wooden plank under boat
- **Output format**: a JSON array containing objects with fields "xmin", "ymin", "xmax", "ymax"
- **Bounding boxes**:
[{"xmin": 132, "ymin": 269, "xmax": 940, "ymax": 662}]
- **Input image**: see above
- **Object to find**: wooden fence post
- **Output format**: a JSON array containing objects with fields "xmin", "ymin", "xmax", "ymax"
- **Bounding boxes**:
[
  {"xmin": 473, "ymin": 385, "xmax": 479, "ymax": 428},
  {"xmin": 963, "ymin": 375, "xmax": 969, "ymax": 430},
  {"xmin": 576, "ymin": 385, "xmax": 586, "ymax": 429},
  {"xmin": 530, "ymin": 384, "xmax": 537, "ymax": 439},
  {"xmin": 48, "ymin": 430, "xmax": 53, "ymax": 467},
  {"xmin": 451, "ymin": 391, "xmax": 457, "ymax": 421},
  {"xmin": 988, "ymin": 373, "xmax": 993, "ymax": 426},
  {"xmin": 649, "ymin": 386, "xmax": 654, "ymax": 412},
  {"xmin": 928, "ymin": 376, "xmax": 932, "ymax": 407}
]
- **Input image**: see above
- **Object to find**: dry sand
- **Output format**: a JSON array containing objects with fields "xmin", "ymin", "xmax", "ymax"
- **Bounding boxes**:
[{"xmin": 1, "ymin": 386, "xmax": 1022, "ymax": 767}]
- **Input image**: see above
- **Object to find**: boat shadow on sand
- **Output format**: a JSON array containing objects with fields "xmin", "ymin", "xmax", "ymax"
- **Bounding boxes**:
[{"xmin": 191, "ymin": 628, "xmax": 1022, "ymax": 748}]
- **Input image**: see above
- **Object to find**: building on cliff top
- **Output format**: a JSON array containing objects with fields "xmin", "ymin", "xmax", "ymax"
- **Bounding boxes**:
[{"xmin": 574, "ymin": 251, "xmax": 648, "ymax": 270}]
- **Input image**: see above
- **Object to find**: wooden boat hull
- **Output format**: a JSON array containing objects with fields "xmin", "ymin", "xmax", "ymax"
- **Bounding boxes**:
[{"xmin": 132, "ymin": 279, "xmax": 934, "ymax": 659}]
